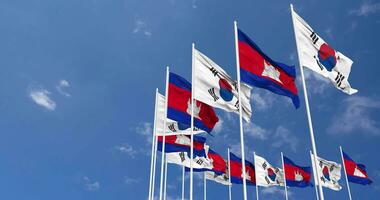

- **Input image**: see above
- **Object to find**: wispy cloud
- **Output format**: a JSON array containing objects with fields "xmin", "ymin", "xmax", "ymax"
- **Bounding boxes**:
[
  {"xmin": 244, "ymin": 122, "xmax": 269, "ymax": 140},
  {"xmin": 328, "ymin": 96, "xmax": 380, "ymax": 135},
  {"xmin": 56, "ymin": 79, "xmax": 71, "ymax": 97},
  {"xmin": 136, "ymin": 122, "xmax": 153, "ymax": 144},
  {"xmin": 303, "ymin": 69, "xmax": 330, "ymax": 95},
  {"xmin": 261, "ymin": 187, "xmax": 292, "ymax": 198},
  {"xmin": 272, "ymin": 126, "xmax": 299, "ymax": 152},
  {"xmin": 83, "ymin": 176, "xmax": 100, "ymax": 191},
  {"xmin": 191, "ymin": 0, "xmax": 198, "ymax": 9},
  {"xmin": 114, "ymin": 143, "xmax": 138, "ymax": 158},
  {"xmin": 251, "ymin": 91, "xmax": 275, "ymax": 111},
  {"xmin": 349, "ymin": 1, "xmax": 380, "ymax": 16},
  {"xmin": 133, "ymin": 19, "xmax": 152, "ymax": 37},
  {"xmin": 29, "ymin": 88, "xmax": 56, "ymax": 111},
  {"xmin": 124, "ymin": 176, "xmax": 141, "ymax": 184}
]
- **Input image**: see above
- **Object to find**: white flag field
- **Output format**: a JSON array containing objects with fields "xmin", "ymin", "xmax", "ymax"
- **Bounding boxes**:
[
  {"xmin": 193, "ymin": 48, "xmax": 252, "ymax": 122},
  {"xmin": 155, "ymin": 92, "xmax": 204, "ymax": 136},
  {"xmin": 292, "ymin": 9, "xmax": 357, "ymax": 95},
  {"xmin": 254, "ymin": 154, "xmax": 285, "ymax": 187},
  {"xmin": 166, "ymin": 151, "xmax": 213, "ymax": 169},
  {"xmin": 311, "ymin": 153, "xmax": 342, "ymax": 191}
]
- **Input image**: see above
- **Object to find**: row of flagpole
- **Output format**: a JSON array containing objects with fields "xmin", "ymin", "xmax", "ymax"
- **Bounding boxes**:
[{"xmin": 147, "ymin": 4, "xmax": 364, "ymax": 200}]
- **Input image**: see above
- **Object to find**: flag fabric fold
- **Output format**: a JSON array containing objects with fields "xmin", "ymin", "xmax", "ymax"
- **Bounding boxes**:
[
  {"xmin": 254, "ymin": 154, "xmax": 285, "ymax": 187},
  {"xmin": 311, "ymin": 153, "xmax": 342, "ymax": 191},
  {"xmin": 283, "ymin": 155, "xmax": 312, "ymax": 187},
  {"xmin": 292, "ymin": 9, "xmax": 357, "ymax": 95},
  {"xmin": 193, "ymin": 48, "xmax": 252, "ymax": 122},
  {"xmin": 157, "ymin": 134, "xmax": 207, "ymax": 157},
  {"xmin": 229, "ymin": 152, "xmax": 256, "ymax": 185},
  {"xmin": 342, "ymin": 151, "xmax": 372, "ymax": 185},
  {"xmin": 237, "ymin": 29, "xmax": 300, "ymax": 108},
  {"xmin": 167, "ymin": 72, "xmax": 219, "ymax": 133},
  {"xmin": 155, "ymin": 92, "xmax": 204, "ymax": 136}
]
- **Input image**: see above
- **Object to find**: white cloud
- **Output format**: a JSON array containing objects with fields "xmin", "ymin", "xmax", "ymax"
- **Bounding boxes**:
[
  {"xmin": 56, "ymin": 79, "xmax": 71, "ymax": 97},
  {"xmin": 244, "ymin": 122, "xmax": 269, "ymax": 140},
  {"xmin": 115, "ymin": 143, "xmax": 138, "ymax": 158},
  {"xmin": 261, "ymin": 187, "xmax": 292, "ymax": 198},
  {"xmin": 303, "ymin": 69, "xmax": 330, "ymax": 95},
  {"xmin": 124, "ymin": 176, "xmax": 141, "ymax": 184},
  {"xmin": 136, "ymin": 122, "xmax": 153, "ymax": 144},
  {"xmin": 328, "ymin": 96, "xmax": 380, "ymax": 135},
  {"xmin": 272, "ymin": 126, "xmax": 298, "ymax": 152},
  {"xmin": 133, "ymin": 19, "xmax": 152, "ymax": 37},
  {"xmin": 350, "ymin": 1, "xmax": 380, "ymax": 16},
  {"xmin": 83, "ymin": 176, "xmax": 100, "ymax": 191},
  {"xmin": 213, "ymin": 118, "xmax": 223, "ymax": 134},
  {"xmin": 29, "ymin": 88, "xmax": 56, "ymax": 111}
]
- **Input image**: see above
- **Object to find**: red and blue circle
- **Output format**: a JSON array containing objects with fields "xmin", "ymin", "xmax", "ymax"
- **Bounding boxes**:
[
  {"xmin": 267, "ymin": 168, "xmax": 277, "ymax": 182},
  {"xmin": 322, "ymin": 166, "xmax": 331, "ymax": 181},
  {"xmin": 218, "ymin": 79, "xmax": 233, "ymax": 102},
  {"xmin": 317, "ymin": 43, "xmax": 337, "ymax": 71}
]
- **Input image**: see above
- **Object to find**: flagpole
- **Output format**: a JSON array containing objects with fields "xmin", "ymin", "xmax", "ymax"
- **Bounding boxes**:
[
  {"xmin": 253, "ymin": 152, "xmax": 259, "ymax": 200},
  {"xmin": 159, "ymin": 67, "xmax": 170, "ymax": 200},
  {"xmin": 190, "ymin": 43, "xmax": 195, "ymax": 200},
  {"xmin": 281, "ymin": 152, "xmax": 289, "ymax": 200},
  {"xmin": 340, "ymin": 146, "xmax": 353, "ymax": 200},
  {"xmin": 149, "ymin": 89, "xmax": 159, "ymax": 200},
  {"xmin": 152, "ymin": 132, "xmax": 158, "ymax": 200},
  {"xmin": 290, "ymin": 4, "xmax": 324, "ymax": 200},
  {"xmin": 233, "ymin": 20, "xmax": 248, "ymax": 200},
  {"xmin": 310, "ymin": 151, "xmax": 320, "ymax": 200},
  {"xmin": 182, "ymin": 166, "xmax": 185, "ymax": 200},
  {"xmin": 227, "ymin": 148, "xmax": 232, "ymax": 200},
  {"xmin": 163, "ymin": 159, "xmax": 168, "ymax": 200},
  {"xmin": 204, "ymin": 172, "xmax": 207, "ymax": 200}
]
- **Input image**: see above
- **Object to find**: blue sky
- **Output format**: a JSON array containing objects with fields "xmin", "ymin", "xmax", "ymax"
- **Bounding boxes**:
[{"xmin": 0, "ymin": 0, "xmax": 379, "ymax": 199}]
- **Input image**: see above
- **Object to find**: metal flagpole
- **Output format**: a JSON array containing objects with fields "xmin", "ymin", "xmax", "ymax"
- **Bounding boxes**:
[
  {"xmin": 233, "ymin": 20, "xmax": 248, "ymax": 200},
  {"xmin": 151, "ymin": 132, "xmax": 158, "ymax": 200},
  {"xmin": 182, "ymin": 166, "xmax": 185, "ymax": 200},
  {"xmin": 281, "ymin": 152, "xmax": 289, "ymax": 200},
  {"xmin": 149, "ymin": 89, "xmax": 159, "ymax": 200},
  {"xmin": 164, "ymin": 159, "xmax": 168, "ymax": 200},
  {"xmin": 290, "ymin": 4, "xmax": 324, "ymax": 200},
  {"xmin": 204, "ymin": 172, "xmax": 207, "ymax": 200},
  {"xmin": 340, "ymin": 146, "xmax": 353, "ymax": 200},
  {"xmin": 159, "ymin": 67, "xmax": 170, "ymax": 200},
  {"xmin": 254, "ymin": 152, "xmax": 259, "ymax": 200},
  {"xmin": 190, "ymin": 43, "xmax": 195, "ymax": 200},
  {"xmin": 310, "ymin": 151, "xmax": 320, "ymax": 200},
  {"xmin": 228, "ymin": 148, "xmax": 232, "ymax": 200}
]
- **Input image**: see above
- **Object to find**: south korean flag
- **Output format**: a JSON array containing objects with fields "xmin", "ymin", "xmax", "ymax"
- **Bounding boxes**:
[
  {"xmin": 311, "ymin": 153, "xmax": 342, "ymax": 191},
  {"xmin": 193, "ymin": 48, "xmax": 252, "ymax": 122},
  {"xmin": 254, "ymin": 154, "xmax": 285, "ymax": 187},
  {"xmin": 291, "ymin": 7, "xmax": 357, "ymax": 95}
]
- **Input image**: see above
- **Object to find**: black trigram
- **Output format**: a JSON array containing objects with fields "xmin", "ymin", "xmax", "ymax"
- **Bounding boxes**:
[
  {"xmin": 196, "ymin": 159, "xmax": 204, "ymax": 165},
  {"xmin": 265, "ymin": 176, "xmax": 271, "ymax": 184},
  {"xmin": 168, "ymin": 124, "xmax": 177, "ymax": 132},
  {"xmin": 179, "ymin": 152, "xmax": 186, "ymax": 162},
  {"xmin": 335, "ymin": 72, "xmax": 345, "ymax": 88},
  {"xmin": 209, "ymin": 67, "xmax": 219, "ymax": 76},
  {"xmin": 234, "ymin": 100, "xmax": 239, "ymax": 110},
  {"xmin": 310, "ymin": 32, "xmax": 319, "ymax": 44},
  {"xmin": 262, "ymin": 162, "xmax": 267, "ymax": 170},
  {"xmin": 208, "ymin": 88, "xmax": 219, "ymax": 101}
]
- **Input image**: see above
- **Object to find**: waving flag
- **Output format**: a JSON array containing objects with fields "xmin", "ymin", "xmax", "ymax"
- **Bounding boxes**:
[
  {"xmin": 193, "ymin": 48, "xmax": 252, "ymax": 122},
  {"xmin": 155, "ymin": 92, "xmax": 204, "ymax": 136},
  {"xmin": 291, "ymin": 9, "xmax": 357, "ymax": 95},
  {"xmin": 166, "ymin": 151, "xmax": 213, "ymax": 170},
  {"xmin": 168, "ymin": 72, "xmax": 219, "ymax": 133},
  {"xmin": 342, "ymin": 151, "xmax": 372, "ymax": 185},
  {"xmin": 186, "ymin": 149, "xmax": 227, "ymax": 173},
  {"xmin": 157, "ymin": 135, "xmax": 206, "ymax": 157},
  {"xmin": 311, "ymin": 153, "xmax": 342, "ymax": 191},
  {"xmin": 255, "ymin": 154, "xmax": 284, "ymax": 187},
  {"xmin": 229, "ymin": 152, "xmax": 256, "ymax": 185},
  {"xmin": 205, "ymin": 171, "xmax": 231, "ymax": 186},
  {"xmin": 238, "ymin": 29, "xmax": 300, "ymax": 108},
  {"xmin": 283, "ymin": 155, "xmax": 312, "ymax": 187}
]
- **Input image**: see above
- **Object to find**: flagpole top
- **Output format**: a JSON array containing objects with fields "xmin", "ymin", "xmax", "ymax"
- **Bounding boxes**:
[
  {"xmin": 290, "ymin": 4, "xmax": 293, "ymax": 9},
  {"xmin": 156, "ymin": 88, "xmax": 158, "ymax": 93}
]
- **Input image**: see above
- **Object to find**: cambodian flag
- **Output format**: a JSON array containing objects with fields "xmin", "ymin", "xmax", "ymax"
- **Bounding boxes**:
[
  {"xmin": 168, "ymin": 72, "xmax": 219, "ymax": 133},
  {"xmin": 238, "ymin": 29, "xmax": 300, "ymax": 108},
  {"xmin": 157, "ymin": 135, "xmax": 207, "ymax": 157},
  {"xmin": 283, "ymin": 156, "xmax": 312, "ymax": 187},
  {"xmin": 229, "ymin": 152, "xmax": 256, "ymax": 185},
  {"xmin": 342, "ymin": 151, "xmax": 372, "ymax": 185}
]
